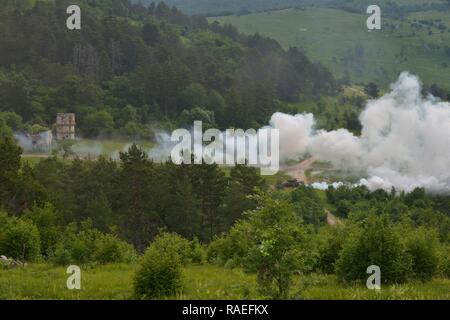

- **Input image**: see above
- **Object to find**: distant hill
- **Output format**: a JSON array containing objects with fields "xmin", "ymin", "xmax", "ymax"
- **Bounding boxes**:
[
  {"xmin": 211, "ymin": 7, "xmax": 450, "ymax": 90},
  {"xmin": 135, "ymin": 0, "xmax": 334, "ymax": 15},
  {"xmin": 135, "ymin": 0, "xmax": 450, "ymax": 17}
]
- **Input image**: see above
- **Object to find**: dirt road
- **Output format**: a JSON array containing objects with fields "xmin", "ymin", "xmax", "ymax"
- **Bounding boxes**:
[
  {"xmin": 281, "ymin": 157, "xmax": 316, "ymax": 184},
  {"xmin": 325, "ymin": 209, "xmax": 342, "ymax": 227}
]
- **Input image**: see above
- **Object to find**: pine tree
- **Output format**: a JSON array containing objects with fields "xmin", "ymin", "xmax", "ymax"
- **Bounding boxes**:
[
  {"xmin": 189, "ymin": 162, "xmax": 226, "ymax": 241},
  {"xmin": 0, "ymin": 136, "xmax": 22, "ymax": 210}
]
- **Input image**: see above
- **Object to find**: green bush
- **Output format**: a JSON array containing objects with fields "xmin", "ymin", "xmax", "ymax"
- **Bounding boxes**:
[
  {"xmin": 51, "ymin": 221, "xmax": 137, "ymax": 265},
  {"xmin": 315, "ymin": 226, "xmax": 347, "ymax": 274},
  {"xmin": 335, "ymin": 214, "xmax": 412, "ymax": 284},
  {"xmin": 438, "ymin": 245, "xmax": 450, "ymax": 278},
  {"xmin": 52, "ymin": 244, "xmax": 72, "ymax": 266},
  {"xmin": 207, "ymin": 228, "xmax": 250, "ymax": 267},
  {"xmin": 23, "ymin": 203, "xmax": 61, "ymax": 257},
  {"xmin": 0, "ymin": 213, "xmax": 41, "ymax": 261},
  {"xmin": 133, "ymin": 232, "xmax": 198, "ymax": 299},
  {"xmin": 403, "ymin": 227, "xmax": 440, "ymax": 281},
  {"xmin": 189, "ymin": 237, "xmax": 206, "ymax": 265},
  {"xmin": 51, "ymin": 221, "xmax": 100, "ymax": 265},
  {"xmin": 207, "ymin": 236, "xmax": 226, "ymax": 265},
  {"xmin": 93, "ymin": 234, "xmax": 137, "ymax": 264},
  {"xmin": 134, "ymin": 245, "xmax": 183, "ymax": 299},
  {"xmin": 150, "ymin": 232, "xmax": 192, "ymax": 266},
  {"xmin": 214, "ymin": 193, "xmax": 316, "ymax": 299}
]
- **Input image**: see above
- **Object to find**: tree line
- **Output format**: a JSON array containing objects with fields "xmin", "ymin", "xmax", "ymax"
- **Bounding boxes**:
[{"xmin": 0, "ymin": 129, "xmax": 267, "ymax": 251}]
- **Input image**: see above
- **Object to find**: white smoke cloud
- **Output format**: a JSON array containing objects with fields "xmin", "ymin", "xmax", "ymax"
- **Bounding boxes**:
[
  {"xmin": 269, "ymin": 72, "xmax": 450, "ymax": 193},
  {"xmin": 270, "ymin": 112, "xmax": 314, "ymax": 160},
  {"xmin": 148, "ymin": 130, "xmax": 174, "ymax": 161},
  {"xmin": 310, "ymin": 181, "xmax": 345, "ymax": 191}
]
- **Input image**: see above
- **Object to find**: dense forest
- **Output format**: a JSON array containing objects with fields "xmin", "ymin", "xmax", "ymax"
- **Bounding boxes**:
[{"xmin": 0, "ymin": 0, "xmax": 337, "ymax": 139}]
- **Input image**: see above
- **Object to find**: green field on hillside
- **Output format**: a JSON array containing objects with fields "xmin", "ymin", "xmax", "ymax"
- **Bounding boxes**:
[
  {"xmin": 150, "ymin": 0, "xmax": 447, "ymax": 16},
  {"xmin": 210, "ymin": 8, "xmax": 450, "ymax": 88},
  {"xmin": 21, "ymin": 139, "xmax": 154, "ymax": 161},
  {"xmin": 1, "ymin": 264, "xmax": 449, "ymax": 300},
  {"xmin": 70, "ymin": 139, "xmax": 154, "ymax": 159}
]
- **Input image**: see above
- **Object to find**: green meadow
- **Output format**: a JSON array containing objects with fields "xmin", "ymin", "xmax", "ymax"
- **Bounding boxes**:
[
  {"xmin": 1, "ymin": 264, "xmax": 449, "ymax": 300},
  {"xmin": 21, "ymin": 139, "xmax": 155, "ymax": 165},
  {"xmin": 210, "ymin": 7, "xmax": 450, "ymax": 88}
]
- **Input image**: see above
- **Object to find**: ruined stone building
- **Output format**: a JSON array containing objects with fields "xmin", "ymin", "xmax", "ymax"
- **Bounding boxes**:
[
  {"xmin": 31, "ymin": 130, "xmax": 53, "ymax": 152},
  {"xmin": 14, "ymin": 130, "xmax": 53, "ymax": 153},
  {"xmin": 56, "ymin": 113, "xmax": 76, "ymax": 140}
]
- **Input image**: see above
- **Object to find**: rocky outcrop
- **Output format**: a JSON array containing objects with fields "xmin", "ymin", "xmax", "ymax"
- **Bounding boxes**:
[{"xmin": 0, "ymin": 255, "xmax": 27, "ymax": 269}]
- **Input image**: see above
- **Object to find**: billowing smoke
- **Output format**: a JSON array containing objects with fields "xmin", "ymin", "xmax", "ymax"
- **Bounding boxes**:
[
  {"xmin": 14, "ymin": 131, "xmax": 53, "ymax": 152},
  {"xmin": 310, "ymin": 181, "xmax": 345, "ymax": 191},
  {"xmin": 269, "ymin": 72, "xmax": 450, "ymax": 193},
  {"xmin": 71, "ymin": 140, "xmax": 105, "ymax": 158},
  {"xmin": 148, "ymin": 130, "xmax": 174, "ymax": 161},
  {"xmin": 14, "ymin": 133, "xmax": 34, "ymax": 150}
]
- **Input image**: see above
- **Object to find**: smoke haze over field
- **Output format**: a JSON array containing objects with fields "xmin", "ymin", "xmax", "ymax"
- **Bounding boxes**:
[{"xmin": 270, "ymin": 72, "xmax": 450, "ymax": 193}]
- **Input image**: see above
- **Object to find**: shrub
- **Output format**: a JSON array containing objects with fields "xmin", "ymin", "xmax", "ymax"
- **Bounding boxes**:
[
  {"xmin": 51, "ymin": 221, "xmax": 137, "ymax": 265},
  {"xmin": 188, "ymin": 237, "xmax": 206, "ymax": 265},
  {"xmin": 207, "ymin": 226, "xmax": 251, "ymax": 267},
  {"xmin": 335, "ymin": 214, "xmax": 412, "ymax": 284},
  {"xmin": 51, "ymin": 221, "xmax": 100, "ymax": 265},
  {"xmin": 315, "ymin": 226, "xmax": 347, "ymax": 274},
  {"xmin": 93, "ymin": 234, "xmax": 137, "ymax": 264},
  {"xmin": 438, "ymin": 245, "xmax": 450, "ymax": 278},
  {"xmin": 207, "ymin": 235, "xmax": 227, "ymax": 265},
  {"xmin": 23, "ymin": 203, "xmax": 61, "ymax": 257},
  {"xmin": 133, "ymin": 232, "xmax": 197, "ymax": 299},
  {"xmin": 220, "ymin": 193, "xmax": 315, "ymax": 299},
  {"xmin": 0, "ymin": 214, "xmax": 41, "ymax": 261},
  {"xmin": 52, "ymin": 244, "xmax": 72, "ymax": 265},
  {"xmin": 403, "ymin": 227, "xmax": 440, "ymax": 281},
  {"xmin": 134, "ymin": 245, "xmax": 183, "ymax": 299},
  {"xmin": 150, "ymin": 232, "xmax": 192, "ymax": 266}
]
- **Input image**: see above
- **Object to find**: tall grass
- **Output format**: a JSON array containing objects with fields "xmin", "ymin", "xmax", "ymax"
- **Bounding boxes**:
[{"xmin": 1, "ymin": 264, "xmax": 449, "ymax": 300}]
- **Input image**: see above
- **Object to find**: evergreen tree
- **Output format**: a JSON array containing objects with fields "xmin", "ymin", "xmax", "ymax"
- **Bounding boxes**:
[
  {"xmin": 190, "ymin": 162, "xmax": 226, "ymax": 241},
  {"xmin": 0, "ymin": 136, "xmax": 22, "ymax": 210}
]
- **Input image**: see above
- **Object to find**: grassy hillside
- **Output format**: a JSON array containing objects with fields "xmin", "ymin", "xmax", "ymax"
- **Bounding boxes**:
[
  {"xmin": 210, "ymin": 7, "xmax": 450, "ymax": 89},
  {"xmin": 1, "ymin": 263, "xmax": 449, "ymax": 300},
  {"xmin": 138, "ymin": 0, "xmax": 449, "ymax": 16}
]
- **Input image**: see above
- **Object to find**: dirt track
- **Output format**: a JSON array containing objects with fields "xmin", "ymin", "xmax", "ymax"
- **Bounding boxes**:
[
  {"xmin": 281, "ymin": 157, "xmax": 316, "ymax": 184},
  {"xmin": 325, "ymin": 209, "xmax": 342, "ymax": 227},
  {"xmin": 281, "ymin": 158, "xmax": 343, "ymax": 227}
]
